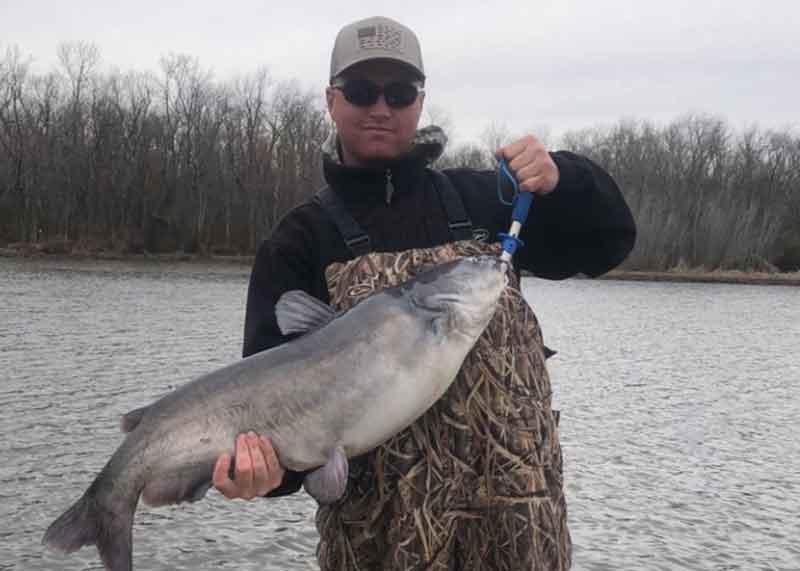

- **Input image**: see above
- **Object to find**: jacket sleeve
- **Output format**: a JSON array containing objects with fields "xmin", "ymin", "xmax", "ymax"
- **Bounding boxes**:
[
  {"xmin": 446, "ymin": 152, "xmax": 635, "ymax": 279},
  {"xmin": 243, "ymin": 238, "xmax": 307, "ymax": 357},
  {"xmin": 514, "ymin": 150, "xmax": 636, "ymax": 278},
  {"xmin": 242, "ymin": 207, "xmax": 317, "ymax": 498}
]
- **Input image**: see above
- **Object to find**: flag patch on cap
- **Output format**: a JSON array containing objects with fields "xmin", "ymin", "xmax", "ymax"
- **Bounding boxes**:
[{"xmin": 357, "ymin": 24, "xmax": 403, "ymax": 52}]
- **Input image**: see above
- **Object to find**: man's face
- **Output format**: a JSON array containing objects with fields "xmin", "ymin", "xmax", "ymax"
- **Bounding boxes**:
[{"xmin": 326, "ymin": 60, "xmax": 425, "ymax": 167}]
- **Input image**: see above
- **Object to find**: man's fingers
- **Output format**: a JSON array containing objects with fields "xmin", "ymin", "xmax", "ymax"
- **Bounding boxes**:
[
  {"xmin": 234, "ymin": 433, "xmax": 255, "ymax": 496},
  {"xmin": 247, "ymin": 433, "xmax": 269, "ymax": 494},
  {"xmin": 213, "ymin": 453, "xmax": 238, "ymax": 499},
  {"xmin": 516, "ymin": 160, "xmax": 550, "ymax": 191},
  {"xmin": 519, "ymin": 174, "xmax": 547, "ymax": 194},
  {"xmin": 497, "ymin": 135, "xmax": 540, "ymax": 163},
  {"xmin": 510, "ymin": 148, "xmax": 559, "ymax": 194},
  {"xmin": 496, "ymin": 137, "xmax": 530, "ymax": 162},
  {"xmin": 259, "ymin": 436, "xmax": 285, "ymax": 489},
  {"xmin": 496, "ymin": 135, "xmax": 559, "ymax": 193},
  {"xmin": 508, "ymin": 145, "xmax": 542, "ymax": 174},
  {"xmin": 213, "ymin": 433, "xmax": 285, "ymax": 500},
  {"xmin": 212, "ymin": 453, "xmax": 230, "ymax": 488}
]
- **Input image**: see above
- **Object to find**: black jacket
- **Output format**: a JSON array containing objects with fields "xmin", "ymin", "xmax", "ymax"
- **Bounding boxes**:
[{"xmin": 243, "ymin": 150, "xmax": 636, "ymax": 496}]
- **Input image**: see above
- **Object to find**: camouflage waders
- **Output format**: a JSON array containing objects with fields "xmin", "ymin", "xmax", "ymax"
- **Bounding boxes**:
[{"xmin": 315, "ymin": 241, "xmax": 571, "ymax": 570}]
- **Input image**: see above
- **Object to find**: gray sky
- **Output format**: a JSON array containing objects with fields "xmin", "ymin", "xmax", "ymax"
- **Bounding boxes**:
[{"xmin": 2, "ymin": 0, "xmax": 798, "ymax": 146}]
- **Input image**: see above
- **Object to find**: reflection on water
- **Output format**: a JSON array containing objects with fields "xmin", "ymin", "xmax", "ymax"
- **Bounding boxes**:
[{"xmin": 1, "ymin": 258, "xmax": 798, "ymax": 570}]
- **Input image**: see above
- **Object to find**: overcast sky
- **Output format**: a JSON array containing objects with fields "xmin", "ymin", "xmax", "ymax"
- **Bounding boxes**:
[{"xmin": 2, "ymin": 0, "xmax": 798, "ymax": 146}]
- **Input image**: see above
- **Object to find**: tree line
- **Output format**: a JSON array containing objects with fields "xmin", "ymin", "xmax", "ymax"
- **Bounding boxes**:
[
  {"xmin": 2, "ymin": 44, "xmax": 798, "ymax": 270},
  {"xmin": 560, "ymin": 118, "xmax": 800, "ymax": 271},
  {"xmin": 0, "ymin": 44, "xmax": 328, "ymax": 255},
  {"xmin": 438, "ymin": 118, "xmax": 800, "ymax": 271}
]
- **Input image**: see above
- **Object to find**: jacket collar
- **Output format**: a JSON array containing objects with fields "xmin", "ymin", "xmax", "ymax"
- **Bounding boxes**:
[{"xmin": 322, "ymin": 126, "xmax": 447, "ymax": 205}]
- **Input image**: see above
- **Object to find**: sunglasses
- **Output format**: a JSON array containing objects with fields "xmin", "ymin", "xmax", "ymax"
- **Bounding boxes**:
[{"xmin": 332, "ymin": 79, "xmax": 423, "ymax": 109}]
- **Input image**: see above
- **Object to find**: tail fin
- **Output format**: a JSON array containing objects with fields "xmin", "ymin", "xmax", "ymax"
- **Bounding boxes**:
[{"xmin": 43, "ymin": 485, "xmax": 135, "ymax": 571}]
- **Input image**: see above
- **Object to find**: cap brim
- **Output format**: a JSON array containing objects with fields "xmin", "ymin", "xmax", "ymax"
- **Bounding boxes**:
[{"xmin": 332, "ymin": 57, "xmax": 425, "ymax": 82}]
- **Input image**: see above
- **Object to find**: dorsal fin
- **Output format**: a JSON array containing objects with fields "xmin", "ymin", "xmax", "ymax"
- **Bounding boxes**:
[
  {"xmin": 276, "ymin": 290, "xmax": 336, "ymax": 335},
  {"xmin": 120, "ymin": 405, "xmax": 150, "ymax": 433}
]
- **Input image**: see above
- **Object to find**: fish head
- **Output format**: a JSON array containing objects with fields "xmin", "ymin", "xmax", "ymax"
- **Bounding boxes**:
[{"xmin": 400, "ymin": 256, "xmax": 508, "ymax": 339}]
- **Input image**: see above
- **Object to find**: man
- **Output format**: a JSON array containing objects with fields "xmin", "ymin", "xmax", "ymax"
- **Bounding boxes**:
[{"xmin": 211, "ymin": 15, "xmax": 635, "ymax": 569}]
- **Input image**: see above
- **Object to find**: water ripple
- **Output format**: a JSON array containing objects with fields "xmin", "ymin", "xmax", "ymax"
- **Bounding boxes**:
[{"xmin": 1, "ymin": 258, "xmax": 798, "ymax": 570}]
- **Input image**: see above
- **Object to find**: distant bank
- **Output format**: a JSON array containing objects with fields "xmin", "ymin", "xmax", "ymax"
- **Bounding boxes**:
[
  {"xmin": 2, "ymin": 243, "xmax": 799, "ymax": 286},
  {"xmin": 0, "ymin": 242, "xmax": 255, "ymax": 266},
  {"xmin": 600, "ymin": 269, "xmax": 800, "ymax": 286}
]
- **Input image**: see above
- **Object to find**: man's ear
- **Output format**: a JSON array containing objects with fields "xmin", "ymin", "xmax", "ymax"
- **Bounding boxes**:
[
  {"xmin": 415, "ymin": 89, "xmax": 426, "ymax": 123},
  {"xmin": 325, "ymin": 87, "xmax": 335, "ymax": 113}
]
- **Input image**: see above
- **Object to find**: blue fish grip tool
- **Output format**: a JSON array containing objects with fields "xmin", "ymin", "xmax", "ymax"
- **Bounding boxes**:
[{"xmin": 496, "ymin": 157, "xmax": 533, "ymax": 263}]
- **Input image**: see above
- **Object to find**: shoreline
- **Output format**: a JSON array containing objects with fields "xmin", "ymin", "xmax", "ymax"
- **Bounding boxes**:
[
  {"xmin": 600, "ymin": 269, "xmax": 800, "ymax": 286},
  {"xmin": 3, "ymin": 247, "xmax": 799, "ymax": 285},
  {"xmin": 0, "ymin": 246, "xmax": 255, "ymax": 265}
]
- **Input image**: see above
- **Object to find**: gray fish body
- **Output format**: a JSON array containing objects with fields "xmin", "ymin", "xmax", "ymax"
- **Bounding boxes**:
[{"xmin": 43, "ymin": 256, "xmax": 508, "ymax": 571}]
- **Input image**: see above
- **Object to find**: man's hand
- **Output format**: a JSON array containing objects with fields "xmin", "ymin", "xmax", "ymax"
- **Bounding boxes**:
[
  {"xmin": 213, "ymin": 432, "xmax": 285, "ymax": 500},
  {"xmin": 497, "ymin": 135, "xmax": 560, "ymax": 195}
]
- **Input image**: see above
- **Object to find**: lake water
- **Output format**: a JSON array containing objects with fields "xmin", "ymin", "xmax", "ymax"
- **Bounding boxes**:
[{"xmin": 1, "ymin": 258, "xmax": 798, "ymax": 570}]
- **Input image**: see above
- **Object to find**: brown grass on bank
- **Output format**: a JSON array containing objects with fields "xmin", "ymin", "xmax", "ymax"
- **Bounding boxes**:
[
  {"xmin": 602, "ymin": 269, "xmax": 800, "ymax": 286},
  {"xmin": 4, "ymin": 241, "xmax": 799, "ymax": 285},
  {"xmin": 0, "ymin": 242, "xmax": 254, "ymax": 265}
]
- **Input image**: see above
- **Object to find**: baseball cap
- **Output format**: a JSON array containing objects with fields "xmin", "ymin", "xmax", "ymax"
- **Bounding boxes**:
[{"xmin": 330, "ymin": 16, "xmax": 425, "ymax": 82}]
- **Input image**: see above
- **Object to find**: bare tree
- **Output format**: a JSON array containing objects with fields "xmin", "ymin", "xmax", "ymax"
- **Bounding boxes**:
[
  {"xmin": 2, "ymin": 46, "xmax": 796, "ymax": 269},
  {"xmin": 480, "ymin": 121, "xmax": 512, "ymax": 155},
  {"xmin": 436, "ymin": 143, "xmax": 492, "ymax": 170},
  {"xmin": 562, "ymin": 115, "xmax": 799, "ymax": 271},
  {"xmin": 422, "ymin": 103, "xmax": 455, "ymax": 139}
]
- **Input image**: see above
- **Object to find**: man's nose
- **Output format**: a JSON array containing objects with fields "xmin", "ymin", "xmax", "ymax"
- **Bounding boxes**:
[{"xmin": 367, "ymin": 94, "xmax": 392, "ymax": 116}]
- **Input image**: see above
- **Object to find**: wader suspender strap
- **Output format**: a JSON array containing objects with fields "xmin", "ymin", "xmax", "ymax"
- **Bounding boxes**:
[
  {"xmin": 427, "ymin": 169, "xmax": 474, "ymax": 241},
  {"xmin": 313, "ymin": 170, "xmax": 474, "ymax": 257},
  {"xmin": 314, "ymin": 187, "xmax": 372, "ymax": 257}
]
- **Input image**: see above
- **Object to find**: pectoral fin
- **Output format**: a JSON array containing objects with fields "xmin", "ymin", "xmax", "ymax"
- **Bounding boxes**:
[
  {"xmin": 303, "ymin": 447, "xmax": 348, "ymax": 504},
  {"xmin": 276, "ymin": 291, "xmax": 336, "ymax": 335}
]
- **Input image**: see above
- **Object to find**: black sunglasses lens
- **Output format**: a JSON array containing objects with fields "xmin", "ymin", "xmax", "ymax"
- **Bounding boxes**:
[
  {"xmin": 340, "ymin": 80, "xmax": 419, "ymax": 108},
  {"xmin": 341, "ymin": 80, "xmax": 381, "ymax": 106},
  {"xmin": 384, "ymin": 83, "xmax": 419, "ymax": 108}
]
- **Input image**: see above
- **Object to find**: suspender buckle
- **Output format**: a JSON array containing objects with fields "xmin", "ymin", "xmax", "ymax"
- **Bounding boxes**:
[
  {"xmin": 345, "ymin": 235, "xmax": 371, "ymax": 250},
  {"xmin": 449, "ymin": 221, "xmax": 472, "ymax": 231}
]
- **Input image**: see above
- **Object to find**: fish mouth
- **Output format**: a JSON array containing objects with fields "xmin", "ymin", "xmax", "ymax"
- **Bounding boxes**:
[{"xmin": 465, "ymin": 255, "xmax": 509, "ymax": 272}]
